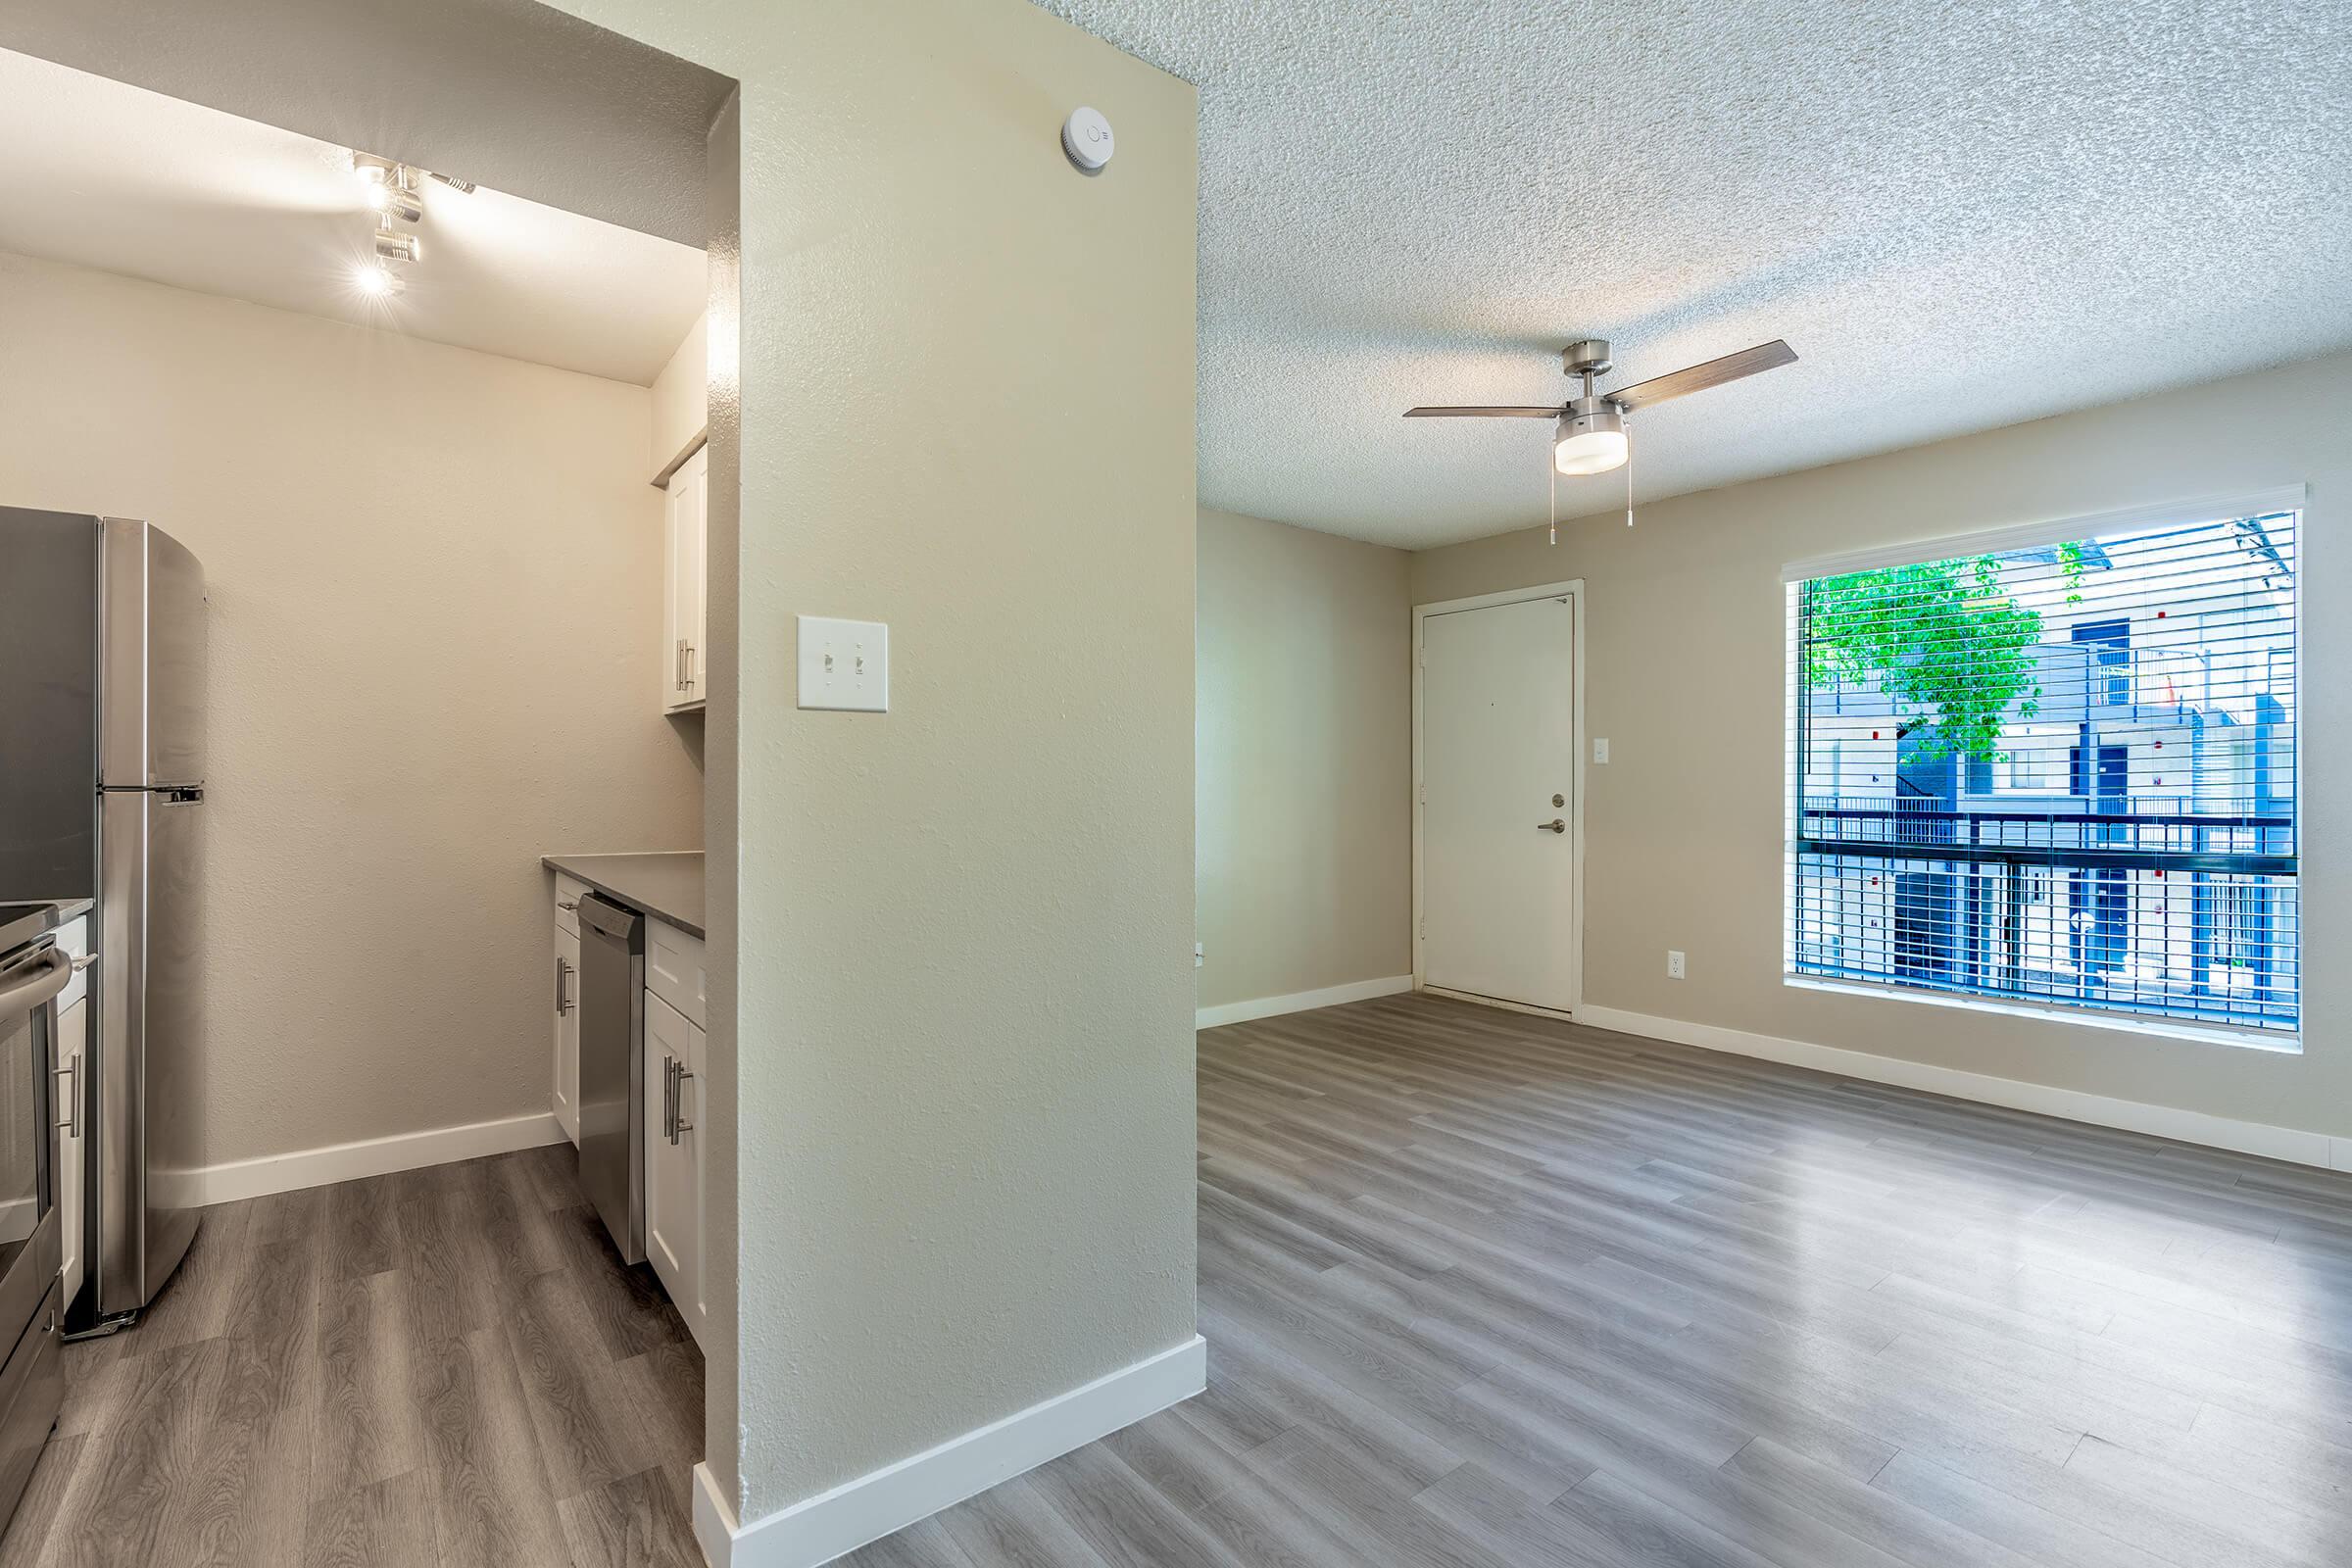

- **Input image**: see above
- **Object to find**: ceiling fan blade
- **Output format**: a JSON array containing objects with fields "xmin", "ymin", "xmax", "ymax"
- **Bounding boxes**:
[
  {"xmin": 1402, "ymin": 405, "xmax": 1562, "ymax": 418},
  {"xmin": 1606, "ymin": 339, "xmax": 1796, "ymax": 411}
]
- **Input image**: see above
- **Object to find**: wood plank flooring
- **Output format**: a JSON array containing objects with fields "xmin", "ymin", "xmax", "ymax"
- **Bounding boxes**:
[
  {"xmin": 0, "ymin": 1145, "xmax": 703, "ymax": 1568},
  {"xmin": 13, "ymin": 992, "xmax": 2352, "ymax": 1568},
  {"xmin": 845, "ymin": 992, "xmax": 2352, "ymax": 1568}
]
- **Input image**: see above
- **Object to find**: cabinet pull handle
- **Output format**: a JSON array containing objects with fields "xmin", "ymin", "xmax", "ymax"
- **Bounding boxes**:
[
  {"xmin": 673, "ymin": 1063, "xmax": 694, "ymax": 1138},
  {"xmin": 555, "ymin": 956, "xmax": 574, "ymax": 1015},
  {"xmin": 55, "ymin": 1051, "xmax": 79, "ymax": 1139},
  {"xmin": 684, "ymin": 642, "xmax": 696, "ymax": 693},
  {"xmin": 662, "ymin": 1055, "xmax": 679, "ymax": 1143}
]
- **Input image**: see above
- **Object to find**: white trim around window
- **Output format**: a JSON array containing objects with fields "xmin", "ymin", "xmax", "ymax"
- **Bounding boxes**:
[
  {"xmin": 1782, "ymin": 487, "xmax": 2306, "ymax": 1050},
  {"xmin": 1779, "ymin": 483, "xmax": 2309, "ymax": 583}
]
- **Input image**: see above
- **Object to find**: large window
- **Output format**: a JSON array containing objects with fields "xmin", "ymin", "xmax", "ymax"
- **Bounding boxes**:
[{"xmin": 1786, "ymin": 498, "xmax": 2299, "ymax": 1040}]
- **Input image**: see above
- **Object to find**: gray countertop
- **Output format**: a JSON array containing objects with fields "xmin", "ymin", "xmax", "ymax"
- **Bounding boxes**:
[{"xmin": 542, "ymin": 853, "xmax": 704, "ymax": 939}]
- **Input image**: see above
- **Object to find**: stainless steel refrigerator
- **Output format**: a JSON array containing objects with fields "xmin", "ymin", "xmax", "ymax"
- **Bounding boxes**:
[{"xmin": 0, "ymin": 509, "xmax": 205, "ymax": 1334}]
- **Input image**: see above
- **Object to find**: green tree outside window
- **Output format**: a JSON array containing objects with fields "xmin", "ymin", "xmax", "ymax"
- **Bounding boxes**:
[{"xmin": 1803, "ymin": 544, "xmax": 2086, "ymax": 760}]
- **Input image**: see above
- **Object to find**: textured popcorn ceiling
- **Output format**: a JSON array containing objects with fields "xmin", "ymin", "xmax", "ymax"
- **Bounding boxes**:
[{"xmin": 1038, "ymin": 0, "xmax": 2352, "ymax": 548}]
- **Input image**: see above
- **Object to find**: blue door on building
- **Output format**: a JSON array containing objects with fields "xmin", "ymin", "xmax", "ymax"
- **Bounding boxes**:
[{"xmin": 2068, "ymin": 745, "xmax": 2130, "ymax": 976}]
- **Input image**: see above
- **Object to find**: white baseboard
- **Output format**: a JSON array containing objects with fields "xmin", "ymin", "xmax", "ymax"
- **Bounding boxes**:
[
  {"xmin": 696, "ymin": 1334, "xmax": 1207, "ymax": 1568},
  {"xmin": 1574, "ymin": 1004, "xmax": 2350, "ymax": 1172},
  {"xmin": 1197, "ymin": 974, "xmax": 1413, "ymax": 1030},
  {"xmin": 1419, "ymin": 985, "xmax": 1576, "ymax": 1022},
  {"xmin": 168, "ymin": 1109, "xmax": 568, "ymax": 1207}
]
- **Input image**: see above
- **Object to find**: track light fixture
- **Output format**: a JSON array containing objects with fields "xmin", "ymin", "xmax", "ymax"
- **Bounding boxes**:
[
  {"xmin": 382, "ymin": 175, "xmax": 424, "ymax": 224},
  {"xmin": 347, "ymin": 148, "xmax": 469, "ymax": 300}
]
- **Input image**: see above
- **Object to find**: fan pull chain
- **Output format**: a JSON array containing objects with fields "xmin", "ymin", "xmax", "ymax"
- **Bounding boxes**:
[
  {"xmin": 1548, "ymin": 449, "xmax": 1558, "ymax": 547},
  {"xmin": 1624, "ymin": 414, "xmax": 1635, "ymax": 527}
]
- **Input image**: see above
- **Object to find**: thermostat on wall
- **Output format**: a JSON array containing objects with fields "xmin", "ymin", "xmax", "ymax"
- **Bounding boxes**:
[{"xmin": 1062, "ymin": 106, "xmax": 1114, "ymax": 172}]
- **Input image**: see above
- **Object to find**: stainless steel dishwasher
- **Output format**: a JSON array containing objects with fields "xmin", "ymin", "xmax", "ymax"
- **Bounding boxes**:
[{"xmin": 574, "ymin": 894, "xmax": 645, "ymax": 1263}]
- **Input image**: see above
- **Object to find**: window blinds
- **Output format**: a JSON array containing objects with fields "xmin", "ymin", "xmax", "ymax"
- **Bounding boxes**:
[{"xmin": 1787, "ymin": 507, "xmax": 2298, "ymax": 1036}]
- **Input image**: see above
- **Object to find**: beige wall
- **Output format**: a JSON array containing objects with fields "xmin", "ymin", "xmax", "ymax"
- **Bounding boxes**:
[
  {"xmin": 0, "ymin": 250, "xmax": 704, "ymax": 1166},
  {"xmin": 1412, "ymin": 349, "xmax": 2349, "ymax": 1139},
  {"xmin": 551, "ymin": 0, "xmax": 1200, "ymax": 1522},
  {"xmin": 1198, "ymin": 508, "xmax": 1412, "ymax": 1007},
  {"xmin": 649, "ymin": 310, "xmax": 706, "ymax": 475}
]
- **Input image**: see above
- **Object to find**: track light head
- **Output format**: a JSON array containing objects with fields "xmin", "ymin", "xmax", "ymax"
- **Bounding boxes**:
[{"xmin": 355, "ymin": 260, "xmax": 405, "ymax": 297}]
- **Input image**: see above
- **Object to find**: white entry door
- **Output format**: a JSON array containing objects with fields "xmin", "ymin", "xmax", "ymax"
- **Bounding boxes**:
[{"xmin": 1419, "ymin": 589, "xmax": 1580, "ymax": 1012}]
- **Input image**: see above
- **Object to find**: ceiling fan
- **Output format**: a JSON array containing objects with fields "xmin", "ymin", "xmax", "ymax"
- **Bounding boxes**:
[{"xmin": 1405, "ymin": 336, "xmax": 1797, "ymax": 532}]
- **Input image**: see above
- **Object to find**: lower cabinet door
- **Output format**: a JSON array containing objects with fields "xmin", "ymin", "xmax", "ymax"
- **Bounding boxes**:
[
  {"xmin": 681, "ymin": 1013, "xmax": 705, "ymax": 1342},
  {"xmin": 643, "ymin": 991, "xmax": 702, "ymax": 1346},
  {"xmin": 553, "ymin": 923, "xmax": 581, "ymax": 1143},
  {"xmin": 57, "ymin": 998, "xmax": 85, "ymax": 1311}
]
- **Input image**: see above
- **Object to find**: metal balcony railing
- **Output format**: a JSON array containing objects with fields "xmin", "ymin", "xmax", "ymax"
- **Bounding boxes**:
[{"xmin": 1796, "ymin": 799, "xmax": 2295, "ymax": 874}]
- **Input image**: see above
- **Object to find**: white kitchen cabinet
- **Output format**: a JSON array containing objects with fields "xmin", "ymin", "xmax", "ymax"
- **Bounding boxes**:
[
  {"xmin": 662, "ymin": 444, "xmax": 709, "ymax": 713},
  {"xmin": 645, "ymin": 917, "xmax": 704, "ymax": 1030},
  {"xmin": 56, "ymin": 996, "xmax": 85, "ymax": 1312},
  {"xmin": 552, "ymin": 887, "xmax": 582, "ymax": 1144},
  {"xmin": 643, "ymin": 989, "xmax": 705, "ymax": 1346}
]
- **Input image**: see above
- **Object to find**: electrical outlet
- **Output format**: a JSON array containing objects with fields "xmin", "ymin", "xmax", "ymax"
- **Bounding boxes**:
[
  {"xmin": 1667, "ymin": 950, "xmax": 1687, "ymax": 980},
  {"xmin": 1194, "ymin": 942, "xmax": 1205, "ymax": 969},
  {"xmin": 1592, "ymin": 738, "xmax": 1610, "ymax": 763}
]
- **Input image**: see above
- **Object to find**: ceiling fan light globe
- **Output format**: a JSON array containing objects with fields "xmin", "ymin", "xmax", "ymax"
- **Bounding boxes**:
[{"xmin": 1553, "ymin": 406, "xmax": 1627, "ymax": 475}]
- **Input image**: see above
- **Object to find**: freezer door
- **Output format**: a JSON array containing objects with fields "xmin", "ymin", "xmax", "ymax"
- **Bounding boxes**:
[
  {"xmin": 99, "ymin": 519, "xmax": 207, "ymax": 790},
  {"xmin": 0, "ymin": 509, "xmax": 100, "ymax": 900},
  {"xmin": 92, "ymin": 789, "xmax": 202, "ymax": 1320}
]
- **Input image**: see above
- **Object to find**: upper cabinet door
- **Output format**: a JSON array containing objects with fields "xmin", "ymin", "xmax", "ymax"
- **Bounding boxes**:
[
  {"xmin": 662, "ymin": 446, "xmax": 709, "ymax": 713},
  {"xmin": 688, "ymin": 449, "xmax": 708, "ymax": 706}
]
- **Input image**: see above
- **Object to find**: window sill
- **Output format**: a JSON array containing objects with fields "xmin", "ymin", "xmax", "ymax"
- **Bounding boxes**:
[{"xmin": 1783, "ymin": 975, "xmax": 2302, "ymax": 1055}]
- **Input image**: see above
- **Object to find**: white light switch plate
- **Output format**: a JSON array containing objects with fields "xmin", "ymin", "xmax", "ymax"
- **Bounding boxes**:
[
  {"xmin": 797, "ymin": 616, "xmax": 889, "ymax": 711},
  {"xmin": 1592, "ymin": 738, "xmax": 1610, "ymax": 763}
]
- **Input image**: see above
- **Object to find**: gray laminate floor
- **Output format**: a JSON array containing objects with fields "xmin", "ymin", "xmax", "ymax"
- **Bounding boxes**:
[
  {"xmin": 17, "ymin": 993, "xmax": 2352, "ymax": 1567},
  {"xmin": 0, "ymin": 1146, "xmax": 703, "ymax": 1568},
  {"xmin": 846, "ymin": 992, "xmax": 2352, "ymax": 1568}
]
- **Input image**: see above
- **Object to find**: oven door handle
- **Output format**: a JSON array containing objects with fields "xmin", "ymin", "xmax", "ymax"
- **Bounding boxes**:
[{"xmin": 0, "ymin": 948, "xmax": 71, "ymax": 1026}]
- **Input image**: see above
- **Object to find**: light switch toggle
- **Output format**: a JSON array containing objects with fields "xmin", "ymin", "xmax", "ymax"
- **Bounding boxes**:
[{"xmin": 798, "ymin": 615, "xmax": 889, "ymax": 711}]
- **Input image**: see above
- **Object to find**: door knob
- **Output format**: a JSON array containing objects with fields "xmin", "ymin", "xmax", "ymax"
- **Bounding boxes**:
[{"xmin": 1538, "ymin": 819, "xmax": 1565, "ymax": 834}]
